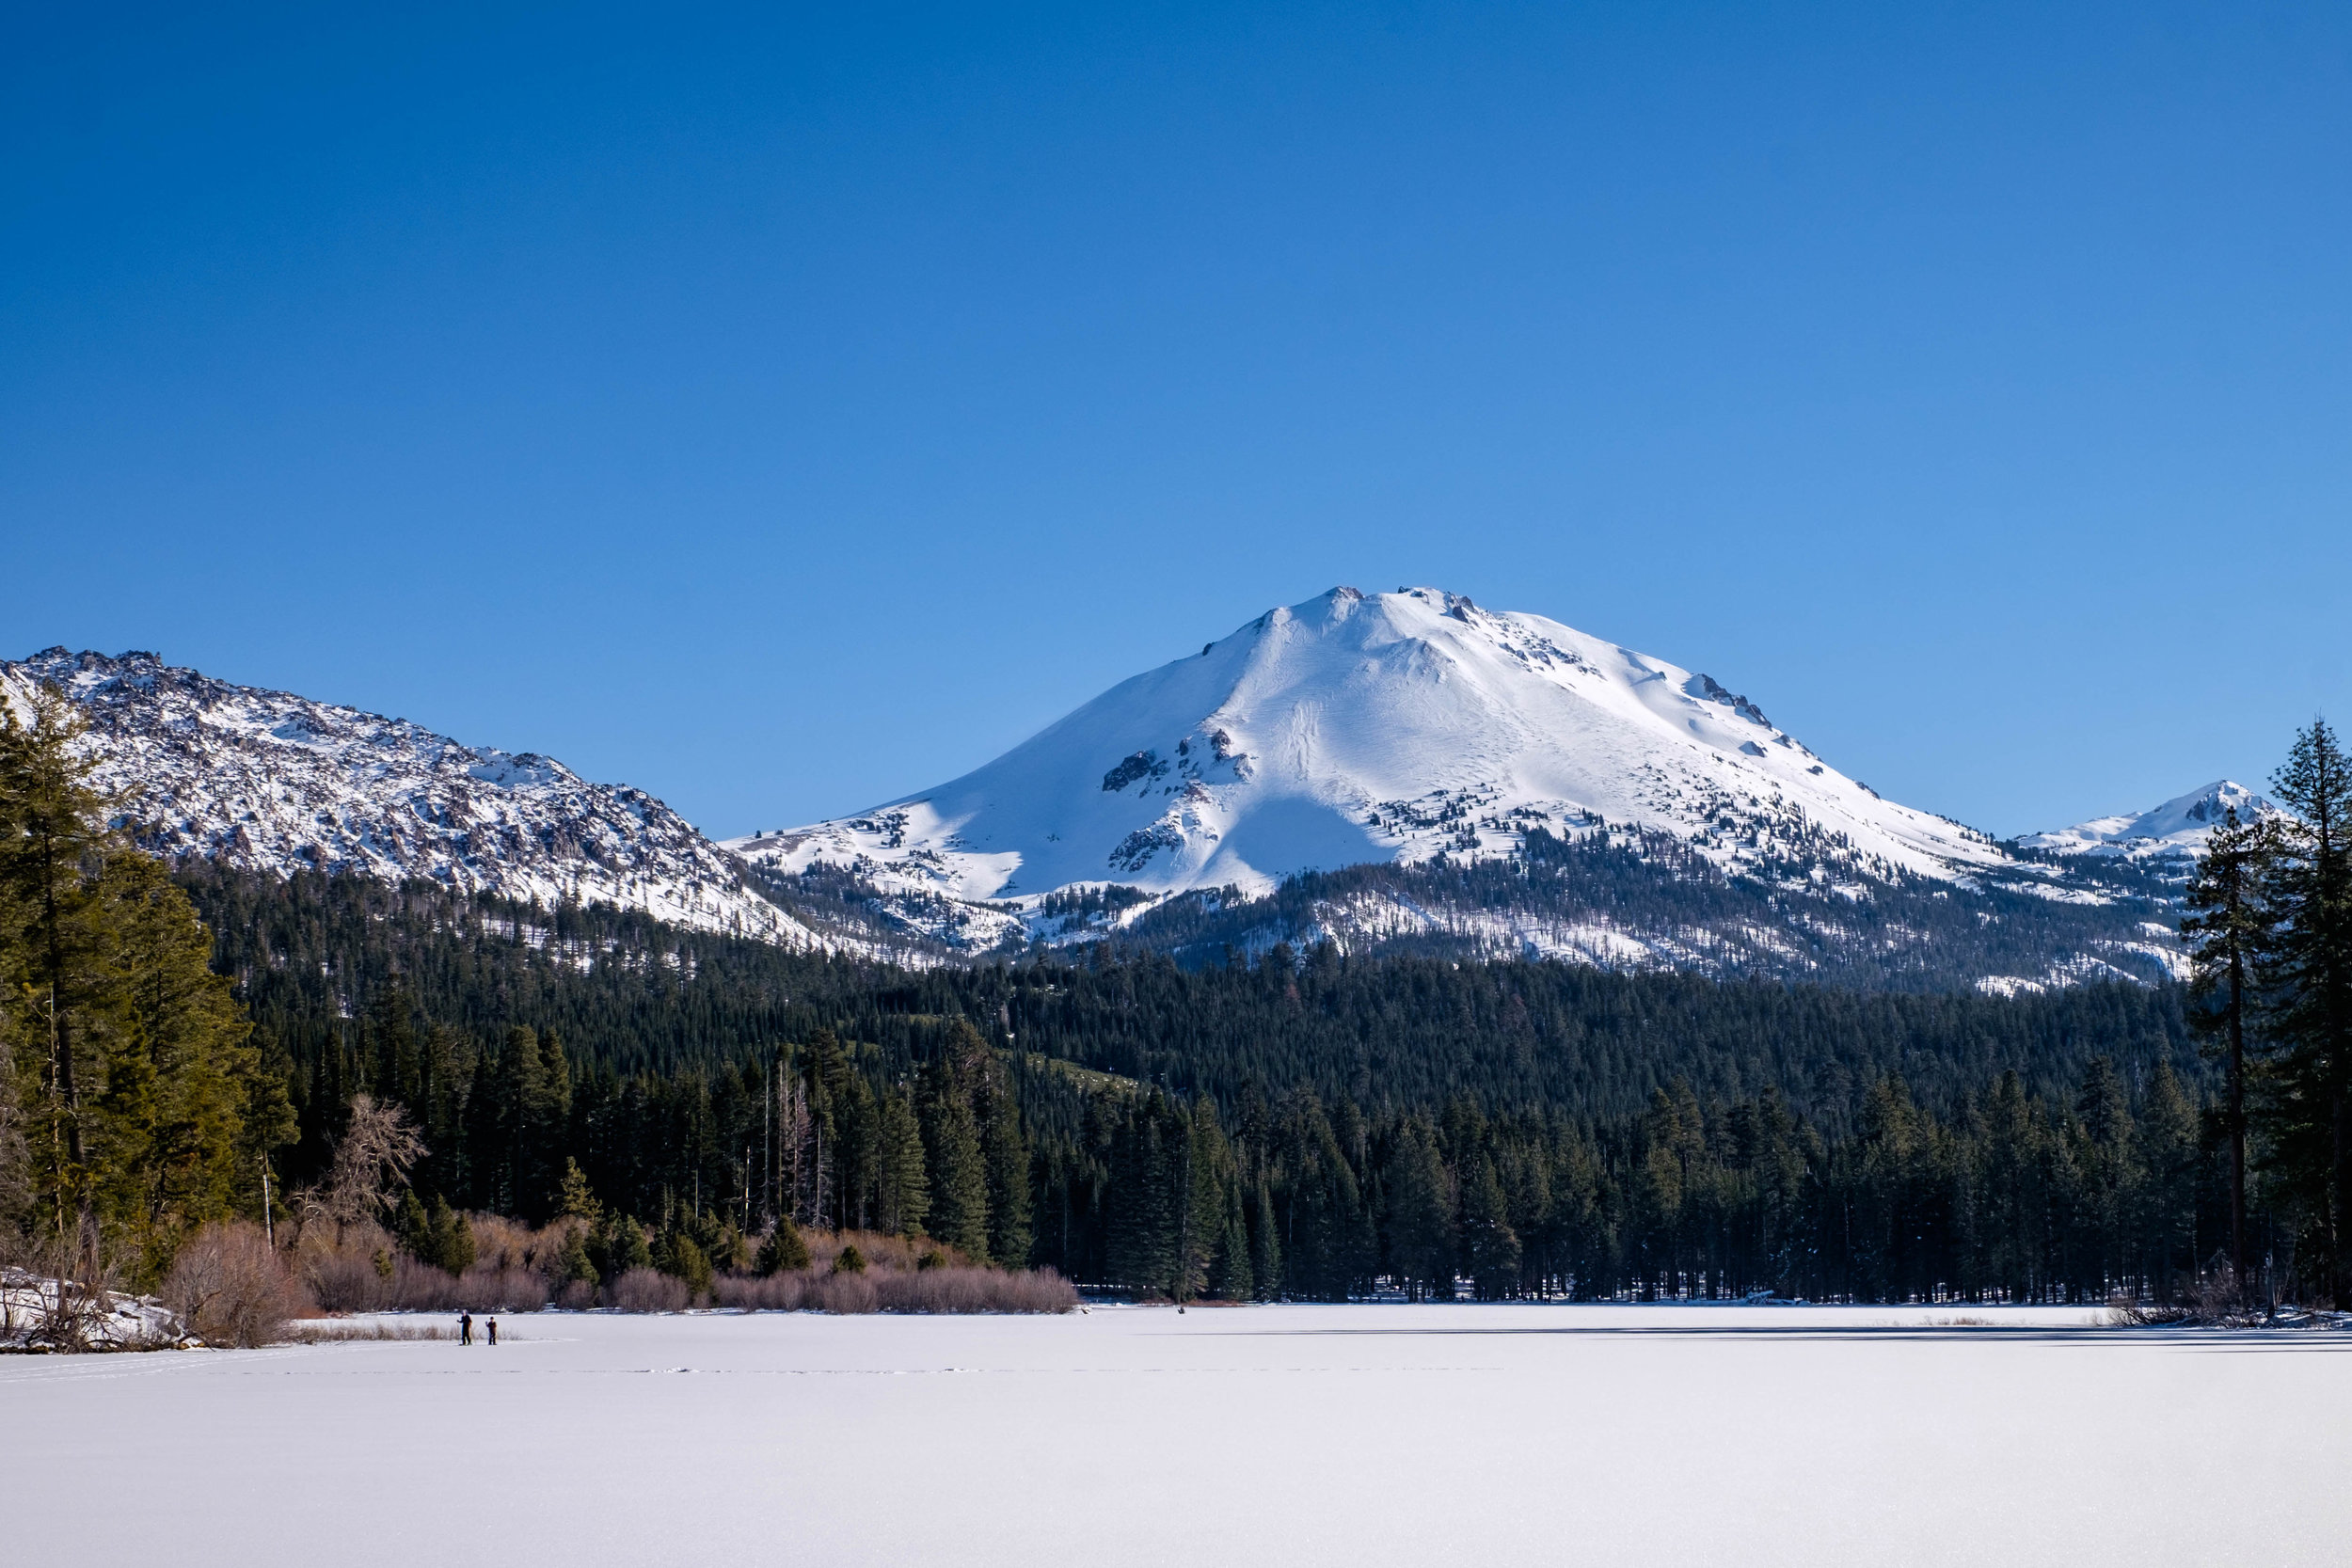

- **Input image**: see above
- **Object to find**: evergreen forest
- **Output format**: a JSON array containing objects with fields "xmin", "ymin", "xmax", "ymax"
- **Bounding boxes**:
[{"xmin": 8, "ymin": 681, "xmax": 2352, "ymax": 1311}]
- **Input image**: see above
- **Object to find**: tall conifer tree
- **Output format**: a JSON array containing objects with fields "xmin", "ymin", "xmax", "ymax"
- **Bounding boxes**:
[
  {"xmin": 2182, "ymin": 804, "xmax": 2273, "ymax": 1290},
  {"xmin": 2257, "ymin": 720, "xmax": 2352, "ymax": 1305},
  {"xmin": 918, "ymin": 1051, "xmax": 990, "ymax": 1260}
]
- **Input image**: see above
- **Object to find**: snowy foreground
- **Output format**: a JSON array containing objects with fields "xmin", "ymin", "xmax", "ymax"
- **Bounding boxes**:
[{"xmin": 7, "ymin": 1303, "xmax": 2347, "ymax": 1566}]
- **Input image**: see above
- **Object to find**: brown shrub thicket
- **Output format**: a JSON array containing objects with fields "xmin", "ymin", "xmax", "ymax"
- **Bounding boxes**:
[
  {"xmin": 712, "ymin": 1263, "xmax": 1075, "ymax": 1314},
  {"xmin": 292, "ymin": 1222, "xmax": 553, "ymax": 1313},
  {"xmin": 260, "ymin": 1212, "xmax": 1072, "ymax": 1320},
  {"xmin": 282, "ymin": 1320, "xmax": 453, "ymax": 1342},
  {"xmin": 163, "ymin": 1222, "xmax": 313, "ymax": 1347},
  {"xmin": 803, "ymin": 1230, "xmax": 961, "ymax": 1274},
  {"xmin": 607, "ymin": 1267, "xmax": 691, "ymax": 1312}
]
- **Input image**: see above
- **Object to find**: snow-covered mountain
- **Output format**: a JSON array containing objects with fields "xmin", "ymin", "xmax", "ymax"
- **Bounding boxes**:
[
  {"xmin": 737, "ymin": 586, "xmax": 2011, "ymax": 898},
  {"xmin": 2019, "ymin": 780, "xmax": 2278, "ymax": 869},
  {"xmin": 730, "ymin": 586, "xmax": 2185, "ymax": 987},
  {"xmin": 5, "ymin": 600, "xmax": 2221, "ymax": 994},
  {"xmin": 0, "ymin": 648, "xmax": 820, "ymax": 946}
]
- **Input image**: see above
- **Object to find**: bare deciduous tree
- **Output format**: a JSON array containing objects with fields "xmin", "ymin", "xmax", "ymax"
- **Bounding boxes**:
[{"xmin": 301, "ymin": 1094, "xmax": 426, "ymax": 1232}]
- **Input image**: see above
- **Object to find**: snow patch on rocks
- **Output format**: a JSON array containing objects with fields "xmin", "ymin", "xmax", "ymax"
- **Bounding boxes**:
[
  {"xmin": 0, "ymin": 1268, "xmax": 188, "ymax": 1352},
  {"xmin": 2, "ymin": 649, "xmax": 824, "ymax": 948}
]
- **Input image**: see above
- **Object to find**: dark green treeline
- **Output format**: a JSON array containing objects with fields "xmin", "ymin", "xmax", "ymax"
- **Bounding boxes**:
[{"xmin": 182, "ymin": 864, "xmax": 2266, "ymax": 1304}]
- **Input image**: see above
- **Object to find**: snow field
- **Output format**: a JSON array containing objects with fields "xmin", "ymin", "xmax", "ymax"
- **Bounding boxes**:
[{"xmin": 6, "ymin": 1303, "xmax": 2346, "ymax": 1566}]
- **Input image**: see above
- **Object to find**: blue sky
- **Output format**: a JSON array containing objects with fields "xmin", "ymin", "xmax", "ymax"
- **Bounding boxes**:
[{"xmin": 5, "ymin": 2, "xmax": 2346, "ymax": 837}]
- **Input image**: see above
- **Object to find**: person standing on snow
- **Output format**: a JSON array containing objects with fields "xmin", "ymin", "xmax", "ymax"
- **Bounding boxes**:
[
  {"xmin": 459, "ymin": 1311, "xmax": 473, "ymax": 1345},
  {"xmin": 487, "ymin": 1318, "xmax": 498, "ymax": 1347}
]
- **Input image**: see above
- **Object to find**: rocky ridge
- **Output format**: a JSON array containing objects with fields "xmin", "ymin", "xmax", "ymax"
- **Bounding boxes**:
[{"xmin": 0, "ymin": 648, "xmax": 822, "ymax": 947}]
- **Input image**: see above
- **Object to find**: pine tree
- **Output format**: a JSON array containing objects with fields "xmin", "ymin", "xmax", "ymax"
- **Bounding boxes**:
[
  {"xmin": 1278, "ymin": 1090, "xmax": 1374, "ymax": 1300},
  {"xmin": 1248, "ymin": 1174, "xmax": 1282, "ymax": 1300},
  {"xmin": 394, "ymin": 1187, "xmax": 431, "ymax": 1256},
  {"xmin": 2136, "ymin": 1059, "xmax": 2201, "ymax": 1299},
  {"xmin": 2183, "ymin": 804, "xmax": 2273, "ymax": 1290},
  {"xmin": 604, "ymin": 1212, "xmax": 654, "ymax": 1278},
  {"xmin": 1176, "ymin": 1102, "xmax": 1235, "ymax": 1303},
  {"xmin": 1460, "ymin": 1155, "xmax": 1522, "ymax": 1300},
  {"xmin": 553, "ymin": 1222, "xmax": 597, "ymax": 1286},
  {"xmin": 2257, "ymin": 720, "xmax": 2352, "ymax": 1305},
  {"xmin": 0, "ymin": 690, "xmax": 270, "ymax": 1279},
  {"xmin": 979, "ymin": 1058, "xmax": 1033, "ymax": 1268},
  {"xmin": 483, "ymin": 1025, "xmax": 571, "ymax": 1223},
  {"xmin": 873, "ymin": 1085, "xmax": 930, "ymax": 1239},
  {"xmin": 1104, "ymin": 1097, "xmax": 1180, "ymax": 1293},
  {"xmin": 555, "ymin": 1157, "xmax": 601, "ymax": 1223},
  {"xmin": 2070, "ymin": 1057, "xmax": 2137, "ymax": 1295},
  {"xmin": 93, "ymin": 852, "xmax": 262, "ymax": 1282},
  {"xmin": 655, "ymin": 1227, "xmax": 712, "ymax": 1296},
  {"xmin": 918, "ymin": 1052, "xmax": 990, "ymax": 1260},
  {"xmin": 0, "ymin": 687, "xmax": 123, "ymax": 1243},
  {"xmin": 756, "ymin": 1216, "xmax": 810, "ymax": 1274},
  {"xmin": 424, "ymin": 1196, "xmax": 477, "ymax": 1275},
  {"xmin": 1381, "ymin": 1117, "xmax": 1454, "ymax": 1300},
  {"xmin": 1209, "ymin": 1175, "xmax": 1253, "ymax": 1300}
]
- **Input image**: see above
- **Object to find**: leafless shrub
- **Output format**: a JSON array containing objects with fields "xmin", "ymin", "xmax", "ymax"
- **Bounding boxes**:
[
  {"xmin": 608, "ymin": 1267, "xmax": 691, "ymax": 1313},
  {"xmin": 2107, "ymin": 1267, "xmax": 2270, "ymax": 1328},
  {"xmin": 2106, "ymin": 1297, "xmax": 2196, "ymax": 1325},
  {"xmin": 804, "ymin": 1269, "xmax": 880, "ymax": 1313},
  {"xmin": 14, "ymin": 1227, "xmax": 119, "ymax": 1352},
  {"xmin": 281, "ymin": 1320, "xmax": 454, "ymax": 1343},
  {"xmin": 293, "ymin": 1221, "xmax": 403, "ymax": 1312},
  {"xmin": 163, "ymin": 1222, "xmax": 313, "ymax": 1347},
  {"xmin": 880, "ymin": 1265, "xmax": 1077, "ymax": 1313},
  {"xmin": 294, "ymin": 1221, "xmax": 554, "ymax": 1313},
  {"xmin": 449, "ymin": 1266, "xmax": 548, "ymax": 1312},
  {"xmin": 271, "ymin": 1212, "xmax": 1071, "ymax": 1320},
  {"xmin": 468, "ymin": 1212, "xmax": 580, "ymax": 1275},
  {"xmin": 3, "ymin": 1225, "xmax": 201, "ymax": 1351},
  {"xmin": 802, "ymin": 1230, "xmax": 968, "ymax": 1274},
  {"xmin": 708, "ymin": 1260, "xmax": 1075, "ymax": 1314}
]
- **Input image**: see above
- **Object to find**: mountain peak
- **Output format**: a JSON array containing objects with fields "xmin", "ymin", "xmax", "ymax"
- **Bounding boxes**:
[
  {"xmin": 2021, "ymin": 779, "xmax": 2280, "ymax": 863},
  {"xmin": 1, "ymin": 647, "xmax": 819, "ymax": 947},
  {"xmin": 734, "ymin": 586, "xmax": 2012, "ymax": 911}
]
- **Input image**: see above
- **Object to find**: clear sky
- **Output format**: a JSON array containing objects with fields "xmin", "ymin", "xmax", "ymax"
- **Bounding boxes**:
[{"xmin": 5, "ymin": 3, "xmax": 2346, "ymax": 839}]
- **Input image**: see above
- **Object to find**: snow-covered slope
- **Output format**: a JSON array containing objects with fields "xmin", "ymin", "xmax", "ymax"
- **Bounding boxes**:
[
  {"xmin": 734, "ymin": 586, "xmax": 2015, "ymax": 913},
  {"xmin": 2020, "ymin": 781, "xmax": 2277, "ymax": 868},
  {"xmin": 2, "ymin": 648, "xmax": 818, "ymax": 945},
  {"xmin": 2, "ymin": 610, "xmax": 2216, "ymax": 992}
]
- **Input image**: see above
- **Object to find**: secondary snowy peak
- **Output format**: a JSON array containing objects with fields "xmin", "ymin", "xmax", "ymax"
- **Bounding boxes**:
[
  {"xmin": 2, "ymin": 648, "xmax": 817, "ymax": 945},
  {"xmin": 2021, "ymin": 780, "xmax": 2278, "ymax": 864},
  {"xmin": 733, "ymin": 586, "xmax": 2015, "ymax": 909}
]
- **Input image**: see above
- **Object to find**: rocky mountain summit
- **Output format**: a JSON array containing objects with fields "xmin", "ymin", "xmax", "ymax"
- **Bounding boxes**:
[
  {"xmin": 731, "ymin": 588, "xmax": 2201, "ymax": 990},
  {"xmin": 2019, "ymin": 780, "xmax": 2279, "ymax": 873},
  {"xmin": 0, "ymin": 647, "xmax": 819, "ymax": 947}
]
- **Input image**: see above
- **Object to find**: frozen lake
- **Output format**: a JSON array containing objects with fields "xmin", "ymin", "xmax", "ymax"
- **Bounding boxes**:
[{"xmin": 7, "ymin": 1303, "xmax": 2346, "ymax": 1565}]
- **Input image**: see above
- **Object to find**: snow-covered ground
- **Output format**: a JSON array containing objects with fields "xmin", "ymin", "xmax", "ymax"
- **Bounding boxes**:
[{"xmin": 7, "ymin": 1303, "xmax": 2345, "ymax": 1565}]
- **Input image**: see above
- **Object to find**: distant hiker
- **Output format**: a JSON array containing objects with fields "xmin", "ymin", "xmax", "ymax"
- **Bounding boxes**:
[
  {"xmin": 487, "ymin": 1318, "xmax": 498, "ymax": 1347},
  {"xmin": 460, "ymin": 1312, "xmax": 473, "ymax": 1345}
]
